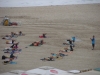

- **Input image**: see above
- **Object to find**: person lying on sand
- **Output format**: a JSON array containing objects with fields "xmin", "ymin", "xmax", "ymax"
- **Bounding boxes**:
[
  {"xmin": 41, "ymin": 56, "xmax": 55, "ymax": 61},
  {"xmin": 39, "ymin": 39, "xmax": 45, "ymax": 45},
  {"xmin": 3, "ymin": 59, "xmax": 10, "ymax": 65},
  {"xmin": 59, "ymin": 53, "xmax": 68, "ymax": 57},
  {"xmin": 2, "ymin": 54, "xmax": 17, "ymax": 65},
  {"xmin": 59, "ymin": 47, "xmax": 73, "ymax": 54},
  {"xmin": 12, "ymin": 31, "xmax": 25, "ymax": 36},
  {"xmin": 3, "ymin": 47, "xmax": 20, "ymax": 51},
  {"xmin": 10, "ymin": 53, "xmax": 17, "ymax": 60},
  {"xmin": 2, "ymin": 54, "xmax": 17, "ymax": 64},
  {"xmin": 39, "ymin": 33, "xmax": 47, "ymax": 38},
  {"xmin": 10, "ymin": 42, "xmax": 19, "ymax": 49},
  {"xmin": 59, "ymin": 47, "xmax": 69, "ymax": 52},
  {"xmin": 2, "ymin": 32, "xmax": 18, "ymax": 39},
  {"xmin": 2, "ymin": 35, "xmax": 12, "ymax": 40},
  {"xmin": 10, "ymin": 31, "xmax": 25, "ymax": 37},
  {"xmin": 59, "ymin": 50, "xmax": 72, "ymax": 54},
  {"xmin": 51, "ymin": 53, "xmax": 68, "ymax": 57},
  {"xmin": 2, "ymin": 31, "xmax": 25, "ymax": 39},
  {"xmin": 30, "ymin": 42, "xmax": 39, "ymax": 46},
  {"xmin": 2, "ymin": 55, "xmax": 9, "ymax": 60},
  {"xmin": 18, "ymin": 31, "xmax": 25, "ymax": 36},
  {"xmin": 6, "ymin": 39, "xmax": 16, "ymax": 44},
  {"xmin": 30, "ymin": 40, "xmax": 45, "ymax": 46},
  {"xmin": 63, "ymin": 42, "xmax": 69, "ymax": 45},
  {"xmin": 4, "ymin": 48, "xmax": 21, "ymax": 54},
  {"xmin": 10, "ymin": 32, "xmax": 18, "ymax": 37},
  {"xmin": 3, "ymin": 47, "xmax": 12, "ymax": 51},
  {"xmin": 10, "ymin": 22, "xmax": 18, "ymax": 26}
]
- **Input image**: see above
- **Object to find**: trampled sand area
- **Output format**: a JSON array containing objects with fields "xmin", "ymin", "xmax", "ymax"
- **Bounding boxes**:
[{"xmin": 0, "ymin": 3, "xmax": 100, "ymax": 73}]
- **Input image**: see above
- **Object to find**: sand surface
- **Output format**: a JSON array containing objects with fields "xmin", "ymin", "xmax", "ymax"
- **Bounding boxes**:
[{"xmin": 0, "ymin": 4, "xmax": 100, "ymax": 73}]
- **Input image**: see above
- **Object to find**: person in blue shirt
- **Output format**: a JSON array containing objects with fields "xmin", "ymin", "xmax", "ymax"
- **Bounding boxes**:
[
  {"xmin": 90, "ymin": 35, "xmax": 95, "ymax": 50},
  {"xmin": 72, "ymin": 36, "xmax": 76, "ymax": 47},
  {"xmin": 72, "ymin": 37, "xmax": 76, "ymax": 42}
]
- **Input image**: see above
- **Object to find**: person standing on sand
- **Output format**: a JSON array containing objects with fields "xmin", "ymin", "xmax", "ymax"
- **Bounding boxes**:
[{"xmin": 90, "ymin": 35, "xmax": 95, "ymax": 50}]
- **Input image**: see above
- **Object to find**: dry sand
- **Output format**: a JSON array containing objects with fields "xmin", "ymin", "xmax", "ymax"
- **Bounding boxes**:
[{"xmin": 0, "ymin": 4, "xmax": 100, "ymax": 73}]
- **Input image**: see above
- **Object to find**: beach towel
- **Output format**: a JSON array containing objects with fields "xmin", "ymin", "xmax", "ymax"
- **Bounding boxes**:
[
  {"xmin": 10, "ymin": 61, "xmax": 17, "ymax": 64},
  {"xmin": 51, "ymin": 54, "xmax": 57, "ymax": 57}
]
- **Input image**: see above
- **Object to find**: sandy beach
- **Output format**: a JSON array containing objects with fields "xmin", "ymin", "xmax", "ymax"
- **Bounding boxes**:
[{"xmin": 0, "ymin": 3, "xmax": 100, "ymax": 73}]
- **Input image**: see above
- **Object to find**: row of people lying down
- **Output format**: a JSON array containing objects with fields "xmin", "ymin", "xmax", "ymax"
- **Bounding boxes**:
[
  {"xmin": 2, "ymin": 53, "xmax": 17, "ymax": 64},
  {"xmin": 2, "ymin": 42, "xmax": 20, "ymax": 64},
  {"xmin": 2, "ymin": 31, "xmax": 25, "ymax": 40},
  {"xmin": 40, "ymin": 48, "xmax": 72, "ymax": 61},
  {"xmin": 1, "ymin": 31, "xmax": 23, "ymax": 64},
  {"xmin": 2, "ymin": 33, "xmax": 46, "ymax": 40}
]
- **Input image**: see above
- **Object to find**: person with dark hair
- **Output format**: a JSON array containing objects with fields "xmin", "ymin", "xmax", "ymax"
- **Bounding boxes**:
[
  {"xmin": 2, "ymin": 55, "xmax": 8, "ymax": 60},
  {"xmin": 41, "ymin": 56, "xmax": 55, "ymax": 61},
  {"xmin": 14, "ymin": 42, "xmax": 19, "ymax": 49},
  {"xmin": 3, "ymin": 59, "xmax": 10, "ymax": 65},
  {"xmin": 10, "ymin": 42, "xmax": 19, "ymax": 49},
  {"xmin": 6, "ymin": 39, "xmax": 15, "ymax": 44},
  {"xmin": 59, "ymin": 53, "xmax": 68, "ymax": 57},
  {"xmin": 43, "ymin": 33, "xmax": 46, "ymax": 38},
  {"xmin": 12, "ymin": 39, "xmax": 15, "ymax": 44},
  {"xmin": 10, "ymin": 44, "xmax": 15, "ymax": 48},
  {"xmin": 2, "ymin": 55, "xmax": 10, "ymax": 65},
  {"xmin": 10, "ymin": 54, "xmax": 15, "ymax": 59},
  {"xmin": 18, "ymin": 31, "xmax": 25, "ymax": 36},
  {"xmin": 11, "ymin": 32, "xmax": 14, "ymax": 37},
  {"xmin": 39, "ymin": 40, "xmax": 44, "ymax": 45},
  {"xmin": 10, "ymin": 53, "xmax": 17, "ymax": 61},
  {"xmin": 31, "ymin": 42, "xmax": 39, "ymax": 46},
  {"xmin": 67, "ymin": 39, "xmax": 73, "ymax": 51},
  {"xmin": 90, "ymin": 35, "xmax": 95, "ymax": 50},
  {"xmin": 2, "ymin": 35, "xmax": 12, "ymax": 40},
  {"xmin": 19, "ymin": 31, "xmax": 22, "ymax": 35},
  {"xmin": 30, "ymin": 40, "xmax": 45, "ymax": 46}
]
